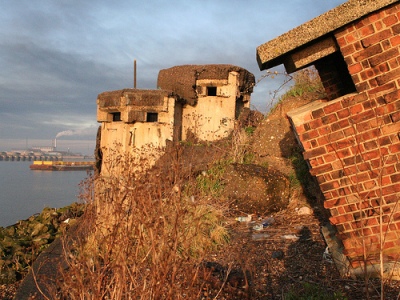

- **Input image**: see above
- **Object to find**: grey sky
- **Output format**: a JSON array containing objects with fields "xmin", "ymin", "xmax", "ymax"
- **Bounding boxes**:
[{"xmin": 0, "ymin": 0, "xmax": 346, "ymax": 154}]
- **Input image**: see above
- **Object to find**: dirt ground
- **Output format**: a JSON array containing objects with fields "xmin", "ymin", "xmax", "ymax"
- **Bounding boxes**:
[
  {"xmin": 195, "ymin": 95, "xmax": 400, "ymax": 300},
  {"xmin": 2, "ymin": 94, "xmax": 400, "ymax": 299}
]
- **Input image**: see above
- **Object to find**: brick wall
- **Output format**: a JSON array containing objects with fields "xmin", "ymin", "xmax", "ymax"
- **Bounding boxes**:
[{"xmin": 289, "ymin": 2, "xmax": 400, "ymax": 271}]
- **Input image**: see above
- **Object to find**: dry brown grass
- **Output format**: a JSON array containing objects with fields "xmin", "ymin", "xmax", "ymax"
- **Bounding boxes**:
[{"xmin": 50, "ymin": 146, "xmax": 230, "ymax": 299}]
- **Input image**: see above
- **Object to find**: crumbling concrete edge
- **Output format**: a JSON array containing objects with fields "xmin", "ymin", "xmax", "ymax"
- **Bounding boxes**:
[
  {"xmin": 322, "ymin": 224, "xmax": 400, "ymax": 281},
  {"xmin": 321, "ymin": 223, "xmax": 353, "ymax": 279}
]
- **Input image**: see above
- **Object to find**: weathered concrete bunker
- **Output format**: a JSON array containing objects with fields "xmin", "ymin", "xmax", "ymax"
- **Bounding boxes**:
[
  {"xmin": 96, "ymin": 64, "xmax": 254, "ymax": 174},
  {"xmin": 257, "ymin": 0, "xmax": 400, "ymax": 278},
  {"xmin": 157, "ymin": 64, "xmax": 255, "ymax": 141}
]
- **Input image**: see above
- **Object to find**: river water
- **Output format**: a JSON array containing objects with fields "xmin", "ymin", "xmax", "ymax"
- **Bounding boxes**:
[{"xmin": 0, "ymin": 161, "xmax": 90, "ymax": 227}]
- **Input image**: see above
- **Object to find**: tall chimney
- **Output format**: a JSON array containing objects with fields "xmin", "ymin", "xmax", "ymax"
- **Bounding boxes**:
[{"xmin": 134, "ymin": 59, "xmax": 137, "ymax": 89}]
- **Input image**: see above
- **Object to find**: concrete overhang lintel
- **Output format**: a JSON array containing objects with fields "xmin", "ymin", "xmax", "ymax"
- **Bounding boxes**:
[
  {"xmin": 283, "ymin": 36, "xmax": 339, "ymax": 74},
  {"xmin": 256, "ymin": 0, "xmax": 398, "ymax": 71}
]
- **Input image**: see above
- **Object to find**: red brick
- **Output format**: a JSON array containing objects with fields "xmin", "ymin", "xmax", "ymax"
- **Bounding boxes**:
[
  {"xmin": 382, "ymin": 122, "xmax": 400, "ymax": 135},
  {"xmin": 377, "ymin": 62, "xmax": 390, "ymax": 73},
  {"xmin": 348, "ymin": 63, "xmax": 362, "ymax": 74},
  {"xmin": 366, "ymin": 217, "xmax": 379, "ymax": 227},
  {"xmin": 329, "ymin": 214, "xmax": 353, "ymax": 225},
  {"xmin": 323, "ymin": 101, "xmax": 343, "ymax": 114},
  {"xmin": 375, "ymin": 21, "xmax": 384, "ymax": 31},
  {"xmin": 338, "ymin": 206, "xmax": 347, "ymax": 215},
  {"xmin": 361, "ymin": 69, "xmax": 375, "ymax": 81},
  {"xmin": 318, "ymin": 126, "xmax": 331, "ymax": 136},
  {"xmin": 337, "ymin": 108, "xmax": 350, "ymax": 119},
  {"xmin": 329, "ymin": 131, "xmax": 345, "ymax": 142},
  {"xmin": 324, "ymin": 198, "xmax": 340, "ymax": 209},
  {"xmin": 364, "ymin": 140, "xmax": 378, "ymax": 150},
  {"xmin": 332, "ymin": 119, "xmax": 350, "ymax": 132},
  {"xmin": 382, "ymin": 39, "xmax": 392, "ymax": 50},
  {"xmin": 368, "ymin": 48, "xmax": 399, "ymax": 67},
  {"xmin": 367, "ymin": 11, "xmax": 385, "ymax": 24},
  {"xmin": 346, "ymin": 32, "xmax": 359, "ymax": 44},
  {"xmin": 350, "ymin": 109, "xmax": 376, "ymax": 123},
  {"xmin": 316, "ymin": 135, "xmax": 329, "ymax": 147},
  {"xmin": 356, "ymin": 82, "xmax": 370, "ymax": 92},
  {"xmin": 382, "ymin": 184, "xmax": 400, "ymax": 196},
  {"xmin": 311, "ymin": 108, "xmax": 325, "ymax": 119},
  {"xmin": 389, "ymin": 142, "xmax": 400, "ymax": 154},
  {"xmin": 349, "ymin": 103, "xmax": 364, "ymax": 114},
  {"xmin": 320, "ymin": 180, "xmax": 340, "ymax": 192},
  {"xmin": 336, "ymin": 36, "xmax": 347, "ymax": 47},
  {"xmin": 364, "ymin": 180, "xmax": 378, "ymax": 190},
  {"xmin": 383, "ymin": 15, "xmax": 398, "ymax": 27},
  {"xmin": 383, "ymin": 165, "xmax": 396, "ymax": 176},
  {"xmin": 390, "ymin": 111, "xmax": 400, "ymax": 122},
  {"xmin": 308, "ymin": 118, "xmax": 323, "ymax": 129},
  {"xmin": 376, "ymin": 68, "xmax": 400, "ymax": 85},
  {"xmin": 355, "ymin": 121, "xmax": 371, "ymax": 133},
  {"xmin": 321, "ymin": 113, "xmax": 338, "ymax": 125},
  {"xmin": 390, "ymin": 35, "xmax": 400, "ymax": 46},
  {"xmin": 295, "ymin": 125, "xmax": 306, "ymax": 134},
  {"xmin": 362, "ymin": 128, "xmax": 381, "ymax": 141},
  {"xmin": 375, "ymin": 104, "xmax": 390, "ymax": 116},
  {"xmin": 387, "ymin": 4, "xmax": 400, "ymax": 15},
  {"xmin": 301, "ymin": 129, "xmax": 319, "ymax": 140},
  {"xmin": 341, "ymin": 44, "xmax": 356, "ymax": 57},
  {"xmin": 303, "ymin": 146, "xmax": 327, "ymax": 160},
  {"xmin": 309, "ymin": 163, "xmax": 333, "ymax": 176},
  {"xmin": 368, "ymin": 82, "xmax": 396, "ymax": 96},
  {"xmin": 362, "ymin": 149, "xmax": 381, "ymax": 161},
  {"xmin": 382, "ymin": 175, "xmax": 392, "ymax": 186},
  {"xmin": 333, "ymin": 139, "xmax": 353, "ymax": 150},
  {"xmin": 355, "ymin": 41, "xmax": 364, "ymax": 52},
  {"xmin": 369, "ymin": 78, "xmax": 379, "ymax": 88},
  {"xmin": 362, "ymin": 99, "xmax": 378, "ymax": 110},
  {"xmin": 355, "ymin": 44, "xmax": 384, "ymax": 62},
  {"xmin": 359, "ymin": 24, "xmax": 375, "ymax": 37},
  {"xmin": 336, "ymin": 148, "xmax": 352, "ymax": 159},
  {"xmin": 389, "ymin": 57, "xmax": 400, "ymax": 69},
  {"xmin": 391, "ymin": 174, "xmax": 400, "ymax": 183},
  {"xmin": 393, "ymin": 23, "xmax": 400, "ymax": 34},
  {"xmin": 361, "ymin": 29, "xmax": 393, "ymax": 47},
  {"xmin": 379, "ymin": 135, "xmax": 393, "ymax": 146},
  {"xmin": 323, "ymin": 153, "xmax": 337, "ymax": 163}
]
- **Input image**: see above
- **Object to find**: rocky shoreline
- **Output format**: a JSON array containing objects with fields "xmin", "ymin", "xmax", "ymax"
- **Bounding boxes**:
[{"xmin": 0, "ymin": 203, "xmax": 85, "ymax": 284}]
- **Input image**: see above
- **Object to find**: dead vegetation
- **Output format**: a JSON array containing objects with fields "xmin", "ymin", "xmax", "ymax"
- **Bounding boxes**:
[{"xmin": 4, "ymin": 69, "xmax": 400, "ymax": 299}]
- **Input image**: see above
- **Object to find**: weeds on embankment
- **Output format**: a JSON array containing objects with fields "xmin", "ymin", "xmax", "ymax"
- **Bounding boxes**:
[{"xmin": 49, "ymin": 146, "xmax": 229, "ymax": 299}]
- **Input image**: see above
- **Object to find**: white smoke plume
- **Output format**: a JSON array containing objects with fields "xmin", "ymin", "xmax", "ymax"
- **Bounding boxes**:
[
  {"xmin": 56, "ymin": 130, "xmax": 74, "ymax": 138},
  {"xmin": 55, "ymin": 127, "xmax": 97, "ymax": 138}
]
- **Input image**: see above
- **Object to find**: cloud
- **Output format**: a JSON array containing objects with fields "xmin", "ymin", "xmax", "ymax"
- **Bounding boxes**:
[{"xmin": 0, "ymin": 0, "xmax": 347, "ymax": 145}]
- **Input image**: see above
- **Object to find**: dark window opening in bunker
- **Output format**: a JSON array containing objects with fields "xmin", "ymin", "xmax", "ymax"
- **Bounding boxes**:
[
  {"xmin": 207, "ymin": 86, "xmax": 217, "ymax": 96},
  {"xmin": 112, "ymin": 112, "xmax": 121, "ymax": 121},
  {"xmin": 146, "ymin": 112, "xmax": 158, "ymax": 122}
]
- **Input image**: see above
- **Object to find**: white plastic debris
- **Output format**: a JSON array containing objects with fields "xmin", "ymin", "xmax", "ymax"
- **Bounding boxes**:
[
  {"xmin": 253, "ymin": 224, "xmax": 264, "ymax": 231},
  {"xmin": 281, "ymin": 234, "xmax": 299, "ymax": 242},
  {"xmin": 235, "ymin": 214, "xmax": 252, "ymax": 222},
  {"xmin": 323, "ymin": 246, "xmax": 333, "ymax": 263},
  {"xmin": 297, "ymin": 206, "xmax": 313, "ymax": 215}
]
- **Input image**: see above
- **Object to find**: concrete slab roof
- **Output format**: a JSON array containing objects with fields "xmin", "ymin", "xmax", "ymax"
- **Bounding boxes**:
[
  {"xmin": 157, "ymin": 64, "xmax": 255, "ymax": 106},
  {"xmin": 97, "ymin": 89, "xmax": 172, "ymax": 108},
  {"xmin": 256, "ymin": 0, "xmax": 398, "ymax": 71}
]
